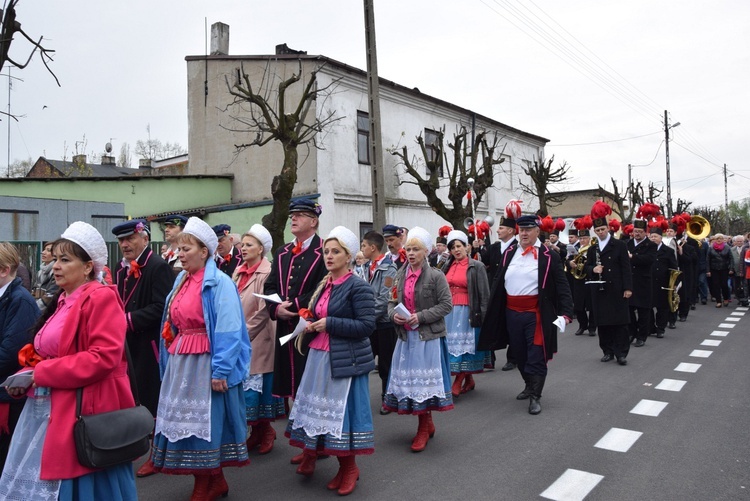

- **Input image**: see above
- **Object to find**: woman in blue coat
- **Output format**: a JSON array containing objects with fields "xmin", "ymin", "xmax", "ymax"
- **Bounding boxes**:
[{"xmin": 286, "ymin": 226, "xmax": 376, "ymax": 497}]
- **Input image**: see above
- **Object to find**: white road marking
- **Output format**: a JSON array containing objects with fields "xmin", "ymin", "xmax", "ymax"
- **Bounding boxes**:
[
  {"xmin": 594, "ymin": 428, "xmax": 643, "ymax": 452},
  {"xmin": 540, "ymin": 469, "xmax": 604, "ymax": 501},
  {"xmin": 690, "ymin": 350, "xmax": 713, "ymax": 358},
  {"xmin": 723, "ymin": 317, "xmax": 741, "ymax": 322},
  {"xmin": 730, "ymin": 311, "xmax": 745, "ymax": 316},
  {"xmin": 655, "ymin": 379, "xmax": 687, "ymax": 391},
  {"xmin": 736, "ymin": 307, "xmax": 749, "ymax": 311},
  {"xmin": 710, "ymin": 330, "xmax": 729, "ymax": 337},
  {"xmin": 630, "ymin": 399, "xmax": 668, "ymax": 417},
  {"xmin": 675, "ymin": 362, "xmax": 701, "ymax": 373},
  {"xmin": 701, "ymin": 339, "xmax": 721, "ymax": 346},
  {"xmin": 718, "ymin": 323, "xmax": 736, "ymax": 328}
]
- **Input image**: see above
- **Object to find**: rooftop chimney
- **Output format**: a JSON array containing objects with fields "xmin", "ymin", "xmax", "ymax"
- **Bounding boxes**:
[
  {"xmin": 139, "ymin": 158, "xmax": 153, "ymax": 169},
  {"xmin": 275, "ymin": 43, "xmax": 307, "ymax": 55},
  {"xmin": 72, "ymin": 154, "xmax": 87, "ymax": 166},
  {"xmin": 101, "ymin": 155, "xmax": 115, "ymax": 165},
  {"xmin": 211, "ymin": 22, "xmax": 229, "ymax": 55}
]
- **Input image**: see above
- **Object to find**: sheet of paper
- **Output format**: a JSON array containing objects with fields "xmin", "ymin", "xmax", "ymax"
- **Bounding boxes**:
[
  {"xmin": 1, "ymin": 370, "xmax": 34, "ymax": 389},
  {"xmin": 279, "ymin": 316, "xmax": 309, "ymax": 346},
  {"xmin": 553, "ymin": 316, "xmax": 567, "ymax": 333},
  {"xmin": 394, "ymin": 303, "xmax": 419, "ymax": 329},
  {"xmin": 252, "ymin": 292, "xmax": 283, "ymax": 304}
]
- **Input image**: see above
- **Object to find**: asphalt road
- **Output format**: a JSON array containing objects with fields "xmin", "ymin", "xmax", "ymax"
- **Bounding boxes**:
[{"xmin": 136, "ymin": 302, "xmax": 749, "ymax": 501}]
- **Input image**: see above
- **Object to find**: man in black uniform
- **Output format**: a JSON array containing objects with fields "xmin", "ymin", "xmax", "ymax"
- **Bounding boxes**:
[
  {"xmin": 568, "ymin": 220, "xmax": 597, "ymax": 336},
  {"xmin": 649, "ymin": 226, "xmax": 678, "ymax": 337},
  {"xmin": 112, "ymin": 219, "xmax": 174, "ymax": 478},
  {"xmin": 585, "ymin": 205, "xmax": 633, "ymax": 365},
  {"xmin": 627, "ymin": 219, "xmax": 656, "ymax": 347},
  {"xmin": 213, "ymin": 224, "xmax": 242, "ymax": 277},
  {"xmin": 264, "ymin": 199, "xmax": 327, "ymax": 401}
]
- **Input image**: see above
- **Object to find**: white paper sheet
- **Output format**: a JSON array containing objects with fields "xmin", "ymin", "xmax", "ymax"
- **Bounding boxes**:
[
  {"xmin": 553, "ymin": 316, "xmax": 567, "ymax": 333},
  {"xmin": 1, "ymin": 370, "xmax": 34, "ymax": 389},
  {"xmin": 279, "ymin": 316, "xmax": 309, "ymax": 346},
  {"xmin": 394, "ymin": 302, "xmax": 419, "ymax": 329},
  {"xmin": 252, "ymin": 292, "xmax": 283, "ymax": 303}
]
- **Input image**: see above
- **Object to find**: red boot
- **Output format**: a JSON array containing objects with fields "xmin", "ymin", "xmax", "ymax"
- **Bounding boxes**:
[
  {"xmin": 295, "ymin": 449, "xmax": 317, "ymax": 477},
  {"xmin": 245, "ymin": 424, "xmax": 262, "ymax": 452},
  {"xmin": 411, "ymin": 414, "xmax": 430, "ymax": 452},
  {"xmin": 290, "ymin": 452, "xmax": 305, "ymax": 464},
  {"xmin": 136, "ymin": 459, "xmax": 158, "ymax": 478},
  {"xmin": 461, "ymin": 374, "xmax": 475, "ymax": 394},
  {"xmin": 327, "ymin": 468, "xmax": 343, "ymax": 491},
  {"xmin": 337, "ymin": 455, "xmax": 360, "ymax": 496},
  {"xmin": 258, "ymin": 422, "xmax": 277, "ymax": 455},
  {"xmin": 207, "ymin": 469, "xmax": 229, "ymax": 499},
  {"xmin": 189, "ymin": 474, "xmax": 211, "ymax": 501},
  {"xmin": 425, "ymin": 411, "xmax": 435, "ymax": 438},
  {"xmin": 451, "ymin": 373, "xmax": 465, "ymax": 398}
]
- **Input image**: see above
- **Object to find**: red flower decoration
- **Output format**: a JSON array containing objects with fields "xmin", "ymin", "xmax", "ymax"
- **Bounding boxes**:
[
  {"xmin": 162, "ymin": 321, "xmax": 175, "ymax": 348},
  {"xmin": 554, "ymin": 218, "xmax": 567, "ymax": 232},
  {"xmin": 438, "ymin": 225, "xmax": 452, "ymax": 237},
  {"xmin": 298, "ymin": 308, "xmax": 315, "ymax": 321}
]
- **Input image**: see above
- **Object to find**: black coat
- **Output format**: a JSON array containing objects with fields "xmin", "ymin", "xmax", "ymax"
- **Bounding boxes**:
[
  {"xmin": 217, "ymin": 245, "xmax": 243, "ymax": 277},
  {"xmin": 585, "ymin": 237, "xmax": 633, "ymax": 326},
  {"xmin": 113, "ymin": 248, "xmax": 174, "ymax": 416},
  {"xmin": 264, "ymin": 235, "xmax": 327, "ymax": 398},
  {"xmin": 651, "ymin": 243, "xmax": 678, "ymax": 309},
  {"xmin": 478, "ymin": 243, "xmax": 573, "ymax": 361},
  {"xmin": 627, "ymin": 238, "xmax": 656, "ymax": 309},
  {"xmin": 679, "ymin": 238, "xmax": 699, "ymax": 304},
  {"xmin": 0, "ymin": 277, "xmax": 39, "ymax": 403}
]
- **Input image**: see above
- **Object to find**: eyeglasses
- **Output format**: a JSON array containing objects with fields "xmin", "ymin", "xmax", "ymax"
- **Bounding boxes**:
[{"xmin": 289, "ymin": 213, "xmax": 316, "ymax": 220}]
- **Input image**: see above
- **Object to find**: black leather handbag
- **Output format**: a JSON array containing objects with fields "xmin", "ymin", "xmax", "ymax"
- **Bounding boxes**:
[{"xmin": 73, "ymin": 344, "xmax": 154, "ymax": 469}]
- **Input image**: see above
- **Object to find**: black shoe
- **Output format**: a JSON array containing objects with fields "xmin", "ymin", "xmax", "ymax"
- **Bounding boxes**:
[
  {"xmin": 516, "ymin": 388, "xmax": 532, "ymax": 400},
  {"xmin": 588, "ymin": 329, "xmax": 596, "ymax": 337},
  {"xmin": 574, "ymin": 327, "xmax": 585, "ymax": 336},
  {"xmin": 600, "ymin": 354, "xmax": 614, "ymax": 362},
  {"xmin": 701, "ymin": 300, "xmax": 707, "ymax": 305},
  {"xmin": 634, "ymin": 339, "xmax": 645, "ymax": 347},
  {"xmin": 617, "ymin": 357, "xmax": 627, "ymax": 366},
  {"xmin": 668, "ymin": 322, "xmax": 676, "ymax": 329},
  {"xmin": 678, "ymin": 317, "xmax": 687, "ymax": 322},
  {"xmin": 379, "ymin": 406, "xmax": 391, "ymax": 415},
  {"xmin": 501, "ymin": 362, "xmax": 516, "ymax": 371},
  {"xmin": 690, "ymin": 305, "xmax": 696, "ymax": 310},
  {"xmin": 656, "ymin": 331, "xmax": 664, "ymax": 338},
  {"xmin": 528, "ymin": 396, "xmax": 542, "ymax": 415}
]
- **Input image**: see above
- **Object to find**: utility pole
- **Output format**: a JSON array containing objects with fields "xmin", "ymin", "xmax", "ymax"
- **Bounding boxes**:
[
  {"xmin": 628, "ymin": 163, "xmax": 632, "ymax": 217},
  {"xmin": 724, "ymin": 163, "xmax": 729, "ymax": 231},
  {"xmin": 664, "ymin": 110, "xmax": 672, "ymax": 219},
  {"xmin": 363, "ymin": 0, "xmax": 386, "ymax": 230}
]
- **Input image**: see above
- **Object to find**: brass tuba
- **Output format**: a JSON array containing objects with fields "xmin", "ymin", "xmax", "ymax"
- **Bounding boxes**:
[
  {"xmin": 570, "ymin": 244, "xmax": 591, "ymax": 280},
  {"xmin": 686, "ymin": 215, "xmax": 710, "ymax": 241},
  {"xmin": 663, "ymin": 269, "xmax": 683, "ymax": 313}
]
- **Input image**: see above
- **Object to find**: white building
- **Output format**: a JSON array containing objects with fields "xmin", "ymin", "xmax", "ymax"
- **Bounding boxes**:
[{"xmin": 185, "ymin": 30, "xmax": 547, "ymax": 238}]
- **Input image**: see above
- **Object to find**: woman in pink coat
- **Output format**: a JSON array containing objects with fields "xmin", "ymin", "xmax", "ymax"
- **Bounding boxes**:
[
  {"xmin": 0, "ymin": 221, "xmax": 137, "ymax": 500},
  {"xmin": 233, "ymin": 224, "xmax": 285, "ymax": 455}
]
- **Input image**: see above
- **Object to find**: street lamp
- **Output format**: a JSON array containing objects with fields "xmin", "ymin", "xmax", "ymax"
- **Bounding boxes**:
[{"xmin": 664, "ymin": 110, "xmax": 680, "ymax": 218}]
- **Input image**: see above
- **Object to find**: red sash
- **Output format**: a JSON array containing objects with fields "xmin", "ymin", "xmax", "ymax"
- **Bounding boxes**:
[{"xmin": 506, "ymin": 294, "xmax": 543, "ymax": 347}]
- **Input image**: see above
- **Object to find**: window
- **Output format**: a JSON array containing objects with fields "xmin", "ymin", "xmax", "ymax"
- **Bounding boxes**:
[
  {"xmin": 357, "ymin": 111, "xmax": 370, "ymax": 165},
  {"xmin": 424, "ymin": 128, "xmax": 442, "ymax": 177}
]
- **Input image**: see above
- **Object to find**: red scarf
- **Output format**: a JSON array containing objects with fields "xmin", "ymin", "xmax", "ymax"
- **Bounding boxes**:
[
  {"xmin": 521, "ymin": 245, "xmax": 538, "ymax": 259},
  {"xmin": 235, "ymin": 261, "xmax": 262, "ymax": 292},
  {"xmin": 292, "ymin": 240, "xmax": 303, "ymax": 255},
  {"xmin": 224, "ymin": 253, "xmax": 233, "ymax": 263},
  {"xmin": 369, "ymin": 254, "xmax": 384, "ymax": 274},
  {"xmin": 128, "ymin": 260, "xmax": 142, "ymax": 278}
]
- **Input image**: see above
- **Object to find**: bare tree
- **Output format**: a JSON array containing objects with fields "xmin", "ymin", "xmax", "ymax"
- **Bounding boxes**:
[
  {"xmin": 0, "ymin": 0, "xmax": 60, "ymax": 121},
  {"xmin": 390, "ymin": 126, "xmax": 505, "ymax": 230},
  {"xmin": 117, "ymin": 142, "xmax": 132, "ymax": 168},
  {"xmin": 598, "ymin": 177, "xmax": 630, "ymax": 221},
  {"xmin": 224, "ymin": 61, "xmax": 343, "ymax": 249},
  {"xmin": 135, "ymin": 125, "xmax": 186, "ymax": 161},
  {"xmin": 7, "ymin": 156, "xmax": 32, "ymax": 177},
  {"xmin": 518, "ymin": 155, "xmax": 571, "ymax": 217}
]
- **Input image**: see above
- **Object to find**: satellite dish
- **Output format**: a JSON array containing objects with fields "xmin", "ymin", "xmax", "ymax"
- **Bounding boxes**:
[{"xmin": 105, "ymin": 142, "xmax": 113, "ymax": 153}]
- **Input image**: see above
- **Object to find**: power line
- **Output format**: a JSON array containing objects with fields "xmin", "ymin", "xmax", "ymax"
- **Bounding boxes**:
[
  {"xmin": 551, "ymin": 130, "xmax": 661, "ymax": 147},
  {"xmin": 670, "ymin": 140, "xmax": 724, "ymax": 170}
]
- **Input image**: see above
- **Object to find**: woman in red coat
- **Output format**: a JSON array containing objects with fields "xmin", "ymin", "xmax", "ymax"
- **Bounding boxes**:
[{"xmin": 0, "ymin": 221, "xmax": 137, "ymax": 500}]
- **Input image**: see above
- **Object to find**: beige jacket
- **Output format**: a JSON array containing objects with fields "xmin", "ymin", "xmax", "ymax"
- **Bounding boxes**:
[{"xmin": 234, "ymin": 258, "xmax": 276, "ymax": 375}]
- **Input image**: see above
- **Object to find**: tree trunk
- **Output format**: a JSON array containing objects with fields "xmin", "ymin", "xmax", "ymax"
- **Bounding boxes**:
[{"xmin": 263, "ymin": 145, "xmax": 298, "ymax": 251}]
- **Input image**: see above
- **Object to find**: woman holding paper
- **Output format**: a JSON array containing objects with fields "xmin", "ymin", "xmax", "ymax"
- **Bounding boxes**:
[
  {"xmin": 152, "ymin": 217, "xmax": 250, "ymax": 500},
  {"xmin": 384, "ymin": 226, "xmax": 454, "ymax": 453},
  {"xmin": 285, "ymin": 226, "xmax": 376, "ymax": 496},
  {"xmin": 441, "ymin": 230, "xmax": 490, "ymax": 397},
  {"xmin": 233, "ymin": 224, "xmax": 285, "ymax": 455},
  {"xmin": 0, "ymin": 222, "xmax": 137, "ymax": 499}
]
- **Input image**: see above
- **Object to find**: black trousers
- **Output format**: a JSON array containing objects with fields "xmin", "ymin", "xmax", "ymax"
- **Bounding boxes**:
[
  {"xmin": 598, "ymin": 324, "xmax": 630, "ymax": 358},
  {"xmin": 629, "ymin": 306, "xmax": 650, "ymax": 341},
  {"xmin": 506, "ymin": 309, "xmax": 547, "ymax": 377},
  {"xmin": 709, "ymin": 269, "xmax": 731, "ymax": 302},
  {"xmin": 370, "ymin": 325, "xmax": 397, "ymax": 395}
]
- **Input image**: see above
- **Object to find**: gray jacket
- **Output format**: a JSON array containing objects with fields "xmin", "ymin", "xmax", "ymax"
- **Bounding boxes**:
[
  {"xmin": 388, "ymin": 260, "xmax": 452, "ymax": 342},
  {"xmin": 368, "ymin": 256, "xmax": 398, "ymax": 327},
  {"xmin": 443, "ymin": 257, "xmax": 490, "ymax": 327}
]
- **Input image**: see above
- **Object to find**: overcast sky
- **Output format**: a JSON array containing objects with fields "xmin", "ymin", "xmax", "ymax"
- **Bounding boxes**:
[{"xmin": 7, "ymin": 0, "xmax": 749, "ymax": 212}]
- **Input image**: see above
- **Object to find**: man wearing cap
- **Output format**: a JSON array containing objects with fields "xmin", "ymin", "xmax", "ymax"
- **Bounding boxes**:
[
  {"xmin": 568, "ymin": 226, "xmax": 597, "ymax": 336},
  {"xmin": 264, "ymin": 199, "xmax": 327, "ymax": 400},
  {"xmin": 162, "ymin": 214, "xmax": 187, "ymax": 276},
  {"xmin": 112, "ymin": 219, "xmax": 174, "ymax": 478},
  {"xmin": 585, "ymin": 213, "xmax": 633, "ymax": 365},
  {"xmin": 548, "ymin": 228, "xmax": 567, "ymax": 262},
  {"xmin": 383, "ymin": 225, "xmax": 407, "ymax": 268},
  {"xmin": 213, "ymin": 224, "xmax": 242, "ymax": 277},
  {"xmin": 478, "ymin": 215, "xmax": 572, "ymax": 415},
  {"xmin": 429, "ymin": 236, "xmax": 450, "ymax": 270},
  {"xmin": 648, "ymin": 226, "xmax": 678, "ymax": 337},
  {"xmin": 626, "ymin": 219, "xmax": 656, "ymax": 347},
  {"xmin": 481, "ymin": 214, "xmax": 518, "ymax": 371}
]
